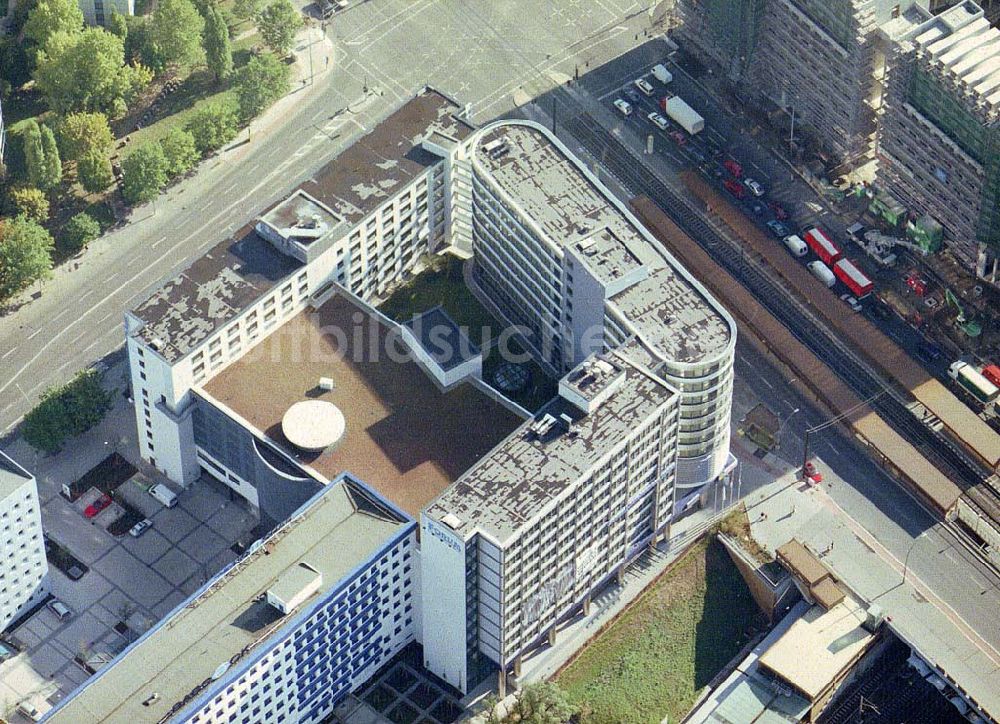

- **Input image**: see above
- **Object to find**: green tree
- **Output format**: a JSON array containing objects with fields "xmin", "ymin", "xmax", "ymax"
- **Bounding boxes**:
[
  {"xmin": 0, "ymin": 37, "xmax": 32, "ymax": 91},
  {"xmin": 107, "ymin": 10, "xmax": 128, "ymax": 41},
  {"xmin": 234, "ymin": 52, "xmax": 290, "ymax": 121},
  {"xmin": 24, "ymin": 0, "xmax": 84, "ymax": 49},
  {"xmin": 22, "ymin": 121, "xmax": 47, "ymax": 189},
  {"xmin": 121, "ymin": 142, "xmax": 168, "ymax": 204},
  {"xmin": 61, "ymin": 212, "xmax": 101, "ymax": 252},
  {"xmin": 159, "ymin": 127, "xmax": 200, "ymax": 177},
  {"xmin": 39, "ymin": 124, "xmax": 63, "ymax": 189},
  {"xmin": 509, "ymin": 682, "xmax": 576, "ymax": 724},
  {"xmin": 34, "ymin": 28, "xmax": 151, "ymax": 116},
  {"xmin": 22, "ymin": 370, "xmax": 112, "ymax": 453},
  {"xmin": 151, "ymin": 0, "xmax": 205, "ymax": 68},
  {"xmin": 0, "ymin": 216, "xmax": 54, "ymax": 304},
  {"xmin": 233, "ymin": 0, "xmax": 264, "ymax": 20},
  {"xmin": 255, "ymin": 0, "xmax": 301, "ymax": 57},
  {"xmin": 202, "ymin": 1, "xmax": 233, "ymax": 82},
  {"xmin": 9, "ymin": 187, "xmax": 50, "ymax": 223},
  {"xmin": 57, "ymin": 112, "xmax": 114, "ymax": 161},
  {"xmin": 184, "ymin": 100, "xmax": 239, "ymax": 154},
  {"xmin": 77, "ymin": 149, "xmax": 115, "ymax": 193}
]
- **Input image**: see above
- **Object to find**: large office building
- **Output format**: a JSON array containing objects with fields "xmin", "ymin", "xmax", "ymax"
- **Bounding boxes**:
[
  {"xmin": 0, "ymin": 451, "xmax": 48, "ymax": 633},
  {"xmin": 51, "ymin": 91, "xmax": 735, "ymax": 720},
  {"xmin": 877, "ymin": 0, "xmax": 1000, "ymax": 280},
  {"xmin": 677, "ymin": 0, "xmax": 930, "ymax": 165},
  {"xmin": 44, "ymin": 476, "xmax": 417, "ymax": 724}
]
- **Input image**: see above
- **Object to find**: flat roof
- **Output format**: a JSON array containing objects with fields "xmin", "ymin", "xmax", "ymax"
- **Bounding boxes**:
[
  {"xmin": 200, "ymin": 292, "xmax": 522, "ymax": 518},
  {"xmin": 47, "ymin": 480, "xmax": 406, "ymax": 724},
  {"xmin": 473, "ymin": 122, "xmax": 732, "ymax": 366},
  {"xmin": 403, "ymin": 306, "xmax": 480, "ymax": 372},
  {"xmin": 758, "ymin": 597, "xmax": 875, "ymax": 701},
  {"xmin": 132, "ymin": 89, "xmax": 474, "ymax": 363},
  {"xmin": 298, "ymin": 89, "xmax": 474, "ymax": 227},
  {"xmin": 131, "ymin": 228, "xmax": 302, "ymax": 363},
  {"xmin": 0, "ymin": 451, "xmax": 32, "ymax": 499},
  {"xmin": 426, "ymin": 350, "xmax": 676, "ymax": 543}
]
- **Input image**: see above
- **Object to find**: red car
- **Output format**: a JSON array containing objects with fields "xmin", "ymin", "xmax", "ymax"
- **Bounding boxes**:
[
  {"xmin": 723, "ymin": 178, "xmax": 745, "ymax": 199},
  {"xmin": 668, "ymin": 130, "xmax": 687, "ymax": 147},
  {"xmin": 768, "ymin": 201, "xmax": 790, "ymax": 220},
  {"xmin": 804, "ymin": 461, "xmax": 823, "ymax": 484},
  {"xmin": 723, "ymin": 158, "xmax": 743, "ymax": 178},
  {"xmin": 84, "ymin": 494, "xmax": 112, "ymax": 518}
]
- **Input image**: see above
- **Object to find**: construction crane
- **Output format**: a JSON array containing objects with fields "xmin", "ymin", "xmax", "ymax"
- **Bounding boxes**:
[{"xmin": 944, "ymin": 288, "xmax": 982, "ymax": 337}]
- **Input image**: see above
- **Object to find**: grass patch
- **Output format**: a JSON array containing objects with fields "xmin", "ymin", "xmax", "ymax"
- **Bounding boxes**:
[
  {"xmin": 555, "ymin": 539, "xmax": 765, "ymax": 724},
  {"xmin": 716, "ymin": 506, "xmax": 773, "ymax": 566},
  {"xmin": 378, "ymin": 255, "xmax": 558, "ymax": 412},
  {"xmin": 379, "ymin": 255, "xmax": 496, "ymax": 342}
]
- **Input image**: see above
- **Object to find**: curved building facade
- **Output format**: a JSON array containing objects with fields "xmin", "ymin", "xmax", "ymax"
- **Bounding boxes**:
[{"xmin": 462, "ymin": 120, "xmax": 736, "ymax": 489}]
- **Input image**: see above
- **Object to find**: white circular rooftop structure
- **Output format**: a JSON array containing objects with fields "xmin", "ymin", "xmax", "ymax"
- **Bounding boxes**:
[{"xmin": 281, "ymin": 400, "xmax": 345, "ymax": 452}]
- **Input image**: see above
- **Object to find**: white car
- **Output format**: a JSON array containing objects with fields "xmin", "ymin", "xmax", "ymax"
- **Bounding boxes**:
[
  {"xmin": 613, "ymin": 99, "xmax": 632, "ymax": 117},
  {"xmin": 129, "ymin": 518, "xmax": 153, "ymax": 538},
  {"xmin": 634, "ymin": 78, "xmax": 655, "ymax": 96},
  {"xmin": 840, "ymin": 294, "xmax": 863, "ymax": 312},
  {"xmin": 743, "ymin": 177, "xmax": 765, "ymax": 197},
  {"xmin": 47, "ymin": 599, "xmax": 72, "ymax": 621},
  {"xmin": 647, "ymin": 112, "xmax": 669, "ymax": 130}
]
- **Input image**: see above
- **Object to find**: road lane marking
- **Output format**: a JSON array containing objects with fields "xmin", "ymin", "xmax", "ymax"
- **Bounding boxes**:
[
  {"xmin": 152, "ymin": 236, "xmax": 167, "ymax": 248},
  {"xmin": 1, "ymin": 347, "xmax": 16, "ymax": 360},
  {"xmin": 26, "ymin": 328, "xmax": 42, "ymax": 340}
]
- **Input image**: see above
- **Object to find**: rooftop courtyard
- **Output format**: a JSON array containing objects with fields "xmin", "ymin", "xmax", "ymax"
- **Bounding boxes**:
[{"xmin": 201, "ymin": 292, "xmax": 524, "ymax": 518}]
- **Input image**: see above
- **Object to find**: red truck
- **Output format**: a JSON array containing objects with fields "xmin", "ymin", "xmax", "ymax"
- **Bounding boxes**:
[
  {"xmin": 833, "ymin": 258, "xmax": 874, "ymax": 298},
  {"xmin": 803, "ymin": 227, "xmax": 842, "ymax": 266},
  {"xmin": 983, "ymin": 364, "xmax": 1000, "ymax": 388}
]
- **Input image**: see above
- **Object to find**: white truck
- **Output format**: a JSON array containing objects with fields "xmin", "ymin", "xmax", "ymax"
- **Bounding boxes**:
[
  {"xmin": 659, "ymin": 95, "xmax": 704, "ymax": 135},
  {"xmin": 652, "ymin": 64, "xmax": 673, "ymax": 84}
]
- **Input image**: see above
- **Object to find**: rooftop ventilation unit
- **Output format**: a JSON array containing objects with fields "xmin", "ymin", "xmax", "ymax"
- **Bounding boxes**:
[
  {"xmin": 442, "ymin": 513, "xmax": 463, "ymax": 530},
  {"xmin": 319, "ymin": 377, "xmax": 334, "ymax": 391}
]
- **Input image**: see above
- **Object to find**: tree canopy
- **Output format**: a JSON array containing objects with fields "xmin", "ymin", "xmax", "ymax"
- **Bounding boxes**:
[
  {"xmin": 9, "ymin": 187, "xmax": 50, "ymax": 223},
  {"xmin": 61, "ymin": 212, "xmax": 101, "ymax": 253},
  {"xmin": 150, "ymin": 0, "xmax": 205, "ymax": 67},
  {"xmin": 255, "ymin": 0, "xmax": 301, "ymax": 57},
  {"xmin": 185, "ymin": 100, "xmax": 239, "ymax": 154},
  {"xmin": 24, "ymin": 121, "xmax": 62, "ymax": 190},
  {"xmin": 34, "ymin": 28, "xmax": 151, "ymax": 116},
  {"xmin": 77, "ymin": 149, "xmax": 115, "ymax": 193},
  {"xmin": 23, "ymin": 0, "xmax": 84, "ymax": 50},
  {"xmin": 121, "ymin": 142, "xmax": 168, "ymax": 204},
  {"xmin": 57, "ymin": 112, "xmax": 114, "ymax": 161},
  {"xmin": 159, "ymin": 127, "xmax": 200, "ymax": 177},
  {"xmin": 22, "ymin": 370, "xmax": 113, "ymax": 453},
  {"xmin": 0, "ymin": 216, "xmax": 54, "ymax": 304},
  {"xmin": 203, "ymin": 0, "xmax": 233, "ymax": 82},
  {"xmin": 234, "ymin": 52, "xmax": 290, "ymax": 121}
]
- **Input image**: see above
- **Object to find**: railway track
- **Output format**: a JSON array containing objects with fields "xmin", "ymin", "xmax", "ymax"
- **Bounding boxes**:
[{"xmin": 554, "ymin": 98, "xmax": 996, "ymax": 513}]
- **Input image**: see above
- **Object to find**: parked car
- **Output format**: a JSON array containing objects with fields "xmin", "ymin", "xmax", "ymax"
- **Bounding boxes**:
[
  {"xmin": 624, "ymin": 87, "xmax": 642, "ymax": 104},
  {"xmin": 723, "ymin": 179, "xmax": 745, "ymax": 199},
  {"xmin": 129, "ymin": 519, "xmax": 153, "ymax": 538},
  {"xmin": 803, "ymin": 461, "xmax": 823, "ymax": 484},
  {"xmin": 916, "ymin": 343, "xmax": 943, "ymax": 363},
  {"xmin": 750, "ymin": 202, "xmax": 766, "ymax": 217},
  {"xmin": 687, "ymin": 145, "xmax": 707, "ymax": 164},
  {"xmin": 613, "ymin": 98, "xmax": 633, "ymax": 117},
  {"xmin": 668, "ymin": 130, "xmax": 687, "ymax": 146},
  {"xmin": 743, "ymin": 177, "xmax": 765, "ymax": 197},
  {"xmin": 768, "ymin": 201, "xmax": 790, "ymax": 220},
  {"xmin": 647, "ymin": 112, "xmax": 669, "ymax": 130},
  {"xmin": 84, "ymin": 494, "xmax": 112, "ymax": 519},
  {"xmin": 47, "ymin": 599, "xmax": 73, "ymax": 621},
  {"xmin": 840, "ymin": 294, "xmax": 863, "ymax": 312},
  {"xmin": 722, "ymin": 158, "xmax": 743, "ymax": 178},
  {"xmin": 766, "ymin": 220, "xmax": 789, "ymax": 238},
  {"xmin": 634, "ymin": 78, "xmax": 655, "ymax": 96}
]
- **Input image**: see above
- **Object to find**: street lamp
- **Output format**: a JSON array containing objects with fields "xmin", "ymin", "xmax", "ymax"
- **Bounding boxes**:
[
  {"xmin": 902, "ymin": 531, "xmax": 928, "ymax": 585},
  {"xmin": 775, "ymin": 407, "xmax": 800, "ymax": 445}
]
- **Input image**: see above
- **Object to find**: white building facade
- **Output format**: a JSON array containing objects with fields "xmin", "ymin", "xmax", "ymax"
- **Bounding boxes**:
[{"xmin": 0, "ymin": 452, "xmax": 48, "ymax": 633}]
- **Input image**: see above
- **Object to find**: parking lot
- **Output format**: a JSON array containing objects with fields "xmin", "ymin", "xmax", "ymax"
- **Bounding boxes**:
[{"xmin": 0, "ymin": 388, "xmax": 259, "ymax": 717}]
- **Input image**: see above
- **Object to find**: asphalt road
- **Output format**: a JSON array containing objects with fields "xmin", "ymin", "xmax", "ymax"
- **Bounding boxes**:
[{"xmin": 0, "ymin": 0, "xmax": 656, "ymax": 434}]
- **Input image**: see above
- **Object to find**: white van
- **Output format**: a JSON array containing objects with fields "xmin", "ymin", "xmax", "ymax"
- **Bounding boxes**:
[
  {"xmin": 652, "ymin": 64, "xmax": 673, "ymax": 84},
  {"xmin": 17, "ymin": 695, "xmax": 52, "ymax": 722},
  {"xmin": 613, "ymin": 99, "xmax": 633, "ymax": 117},
  {"xmin": 783, "ymin": 235, "xmax": 808, "ymax": 257},
  {"xmin": 149, "ymin": 483, "xmax": 178, "ymax": 508},
  {"xmin": 807, "ymin": 260, "xmax": 836, "ymax": 288}
]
